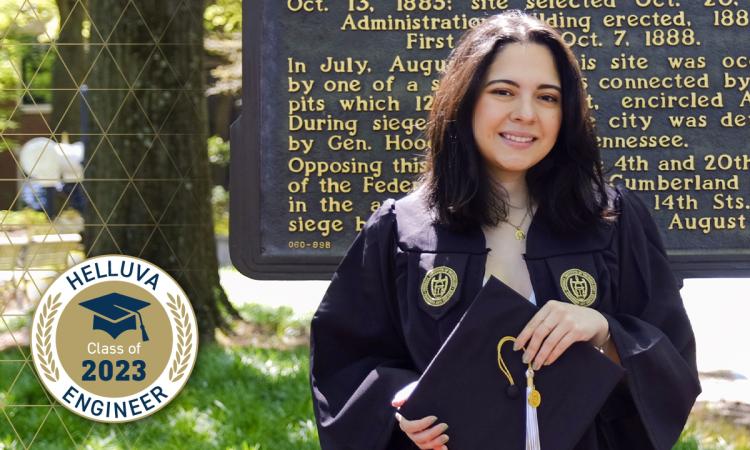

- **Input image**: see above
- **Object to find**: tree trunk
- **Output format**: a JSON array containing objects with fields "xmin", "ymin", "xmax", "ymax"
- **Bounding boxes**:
[
  {"xmin": 84, "ymin": 0, "xmax": 239, "ymax": 342},
  {"xmin": 52, "ymin": 0, "xmax": 84, "ymax": 136}
]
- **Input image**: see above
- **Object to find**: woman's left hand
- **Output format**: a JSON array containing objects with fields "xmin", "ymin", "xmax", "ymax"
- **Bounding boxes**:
[{"xmin": 514, "ymin": 300, "xmax": 609, "ymax": 370}]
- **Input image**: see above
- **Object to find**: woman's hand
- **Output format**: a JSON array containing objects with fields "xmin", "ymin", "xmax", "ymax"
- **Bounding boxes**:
[
  {"xmin": 391, "ymin": 382, "xmax": 450, "ymax": 450},
  {"xmin": 514, "ymin": 300, "xmax": 609, "ymax": 370}
]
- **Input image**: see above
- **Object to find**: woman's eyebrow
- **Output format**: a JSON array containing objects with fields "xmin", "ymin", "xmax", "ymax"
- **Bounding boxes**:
[{"xmin": 485, "ymin": 79, "xmax": 561, "ymax": 92}]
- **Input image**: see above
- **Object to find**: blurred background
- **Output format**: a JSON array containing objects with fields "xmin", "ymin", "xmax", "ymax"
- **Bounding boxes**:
[{"xmin": 0, "ymin": 1, "xmax": 748, "ymax": 449}]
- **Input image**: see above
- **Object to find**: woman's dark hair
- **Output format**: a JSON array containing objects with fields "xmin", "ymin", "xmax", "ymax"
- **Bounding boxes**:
[{"xmin": 421, "ymin": 10, "xmax": 611, "ymax": 234}]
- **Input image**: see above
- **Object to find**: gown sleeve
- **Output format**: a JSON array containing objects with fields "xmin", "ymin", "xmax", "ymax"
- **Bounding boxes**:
[
  {"xmin": 599, "ymin": 188, "xmax": 701, "ymax": 450},
  {"xmin": 310, "ymin": 200, "xmax": 420, "ymax": 450}
]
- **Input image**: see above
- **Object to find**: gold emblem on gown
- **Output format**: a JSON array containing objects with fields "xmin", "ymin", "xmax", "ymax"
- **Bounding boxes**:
[
  {"xmin": 421, "ymin": 266, "xmax": 458, "ymax": 307},
  {"xmin": 560, "ymin": 269, "xmax": 597, "ymax": 307}
]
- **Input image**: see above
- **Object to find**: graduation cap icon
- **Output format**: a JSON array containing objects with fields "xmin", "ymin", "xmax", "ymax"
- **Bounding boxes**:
[{"xmin": 79, "ymin": 293, "xmax": 151, "ymax": 341}]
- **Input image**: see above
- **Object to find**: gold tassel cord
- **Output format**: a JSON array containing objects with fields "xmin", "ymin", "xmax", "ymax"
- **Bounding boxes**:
[
  {"xmin": 496, "ymin": 336, "xmax": 517, "ymax": 385},
  {"xmin": 497, "ymin": 336, "xmax": 542, "ymax": 450}
]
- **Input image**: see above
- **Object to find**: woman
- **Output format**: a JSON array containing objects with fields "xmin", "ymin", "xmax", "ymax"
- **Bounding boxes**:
[{"xmin": 310, "ymin": 11, "xmax": 700, "ymax": 450}]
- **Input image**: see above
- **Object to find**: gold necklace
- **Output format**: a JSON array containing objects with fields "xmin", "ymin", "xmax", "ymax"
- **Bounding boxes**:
[{"xmin": 504, "ymin": 208, "xmax": 530, "ymax": 240}]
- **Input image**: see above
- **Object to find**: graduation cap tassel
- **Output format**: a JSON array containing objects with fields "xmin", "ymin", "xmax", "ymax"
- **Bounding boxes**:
[
  {"xmin": 497, "ymin": 337, "xmax": 542, "ymax": 450},
  {"xmin": 135, "ymin": 310, "xmax": 150, "ymax": 342},
  {"xmin": 525, "ymin": 368, "xmax": 541, "ymax": 450}
]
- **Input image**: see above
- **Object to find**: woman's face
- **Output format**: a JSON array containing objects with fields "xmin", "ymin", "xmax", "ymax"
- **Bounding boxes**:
[{"xmin": 472, "ymin": 42, "xmax": 563, "ymax": 182}]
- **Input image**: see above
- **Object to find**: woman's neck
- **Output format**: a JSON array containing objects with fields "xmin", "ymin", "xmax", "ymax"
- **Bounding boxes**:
[{"xmin": 495, "ymin": 172, "xmax": 531, "ymax": 210}]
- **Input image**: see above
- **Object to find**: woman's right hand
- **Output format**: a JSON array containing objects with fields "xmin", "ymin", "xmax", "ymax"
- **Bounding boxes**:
[
  {"xmin": 394, "ymin": 414, "xmax": 449, "ymax": 450},
  {"xmin": 391, "ymin": 382, "xmax": 450, "ymax": 450}
]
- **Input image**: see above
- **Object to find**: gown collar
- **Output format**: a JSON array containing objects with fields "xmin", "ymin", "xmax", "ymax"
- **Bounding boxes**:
[{"xmin": 394, "ymin": 192, "xmax": 615, "ymax": 258}]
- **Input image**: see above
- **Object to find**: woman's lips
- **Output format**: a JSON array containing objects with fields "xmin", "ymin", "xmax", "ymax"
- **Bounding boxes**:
[{"xmin": 500, "ymin": 132, "xmax": 537, "ymax": 148}]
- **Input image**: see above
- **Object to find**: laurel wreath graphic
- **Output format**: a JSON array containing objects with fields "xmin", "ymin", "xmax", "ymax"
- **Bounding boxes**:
[
  {"xmin": 34, "ymin": 293, "xmax": 62, "ymax": 382},
  {"xmin": 167, "ymin": 293, "xmax": 194, "ymax": 382}
]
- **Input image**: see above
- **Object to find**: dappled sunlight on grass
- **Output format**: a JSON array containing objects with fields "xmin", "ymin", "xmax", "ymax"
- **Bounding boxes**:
[
  {"xmin": 168, "ymin": 407, "xmax": 219, "ymax": 443},
  {"xmin": 239, "ymin": 351, "xmax": 305, "ymax": 378},
  {"xmin": 0, "ymin": 343, "xmax": 319, "ymax": 449},
  {"xmin": 287, "ymin": 418, "xmax": 317, "ymax": 445},
  {"xmin": 82, "ymin": 430, "xmax": 120, "ymax": 450},
  {"xmin": 680, "ymin": 403, "xmax": 750, "ymax": 450}
]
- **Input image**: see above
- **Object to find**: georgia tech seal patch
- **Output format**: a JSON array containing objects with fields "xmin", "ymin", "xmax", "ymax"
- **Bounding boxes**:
[
  {"xmin": 421, "ymin": 266, "xmax": 458, "ymax": 307},
  {"xmin": 31, "ymin": 255, "xmax": 198, "ymax": 423},
  {"xmin": 560, "ymin": 268, "xmax": 597, "ymax": 307}
]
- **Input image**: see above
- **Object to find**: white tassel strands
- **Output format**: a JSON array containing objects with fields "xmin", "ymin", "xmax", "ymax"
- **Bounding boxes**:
[{"xmin": 525, "ymin": 368, "xmax": 541, "ymax": 450}]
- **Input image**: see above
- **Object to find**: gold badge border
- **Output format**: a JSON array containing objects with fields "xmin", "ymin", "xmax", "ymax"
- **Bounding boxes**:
[
  {"xmin": 560, "ymin": 268, "xmax": 597, "ymax": 307},
  {"xmin": 29, "ymin": 254, "xmax": 199, "ymax": 424},
  {"xmin": 420, "ymin": 266, "xmax": 458, "ymax": 307}
]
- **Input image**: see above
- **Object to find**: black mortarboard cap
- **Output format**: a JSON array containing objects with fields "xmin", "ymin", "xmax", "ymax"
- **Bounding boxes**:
[
  {"xmin": 79, "ymin": 293, "xmax": 151, "ymax": 341},
  {"xmin": 399, "ymin": 276, "xmax": 625, "ymax": 450}
]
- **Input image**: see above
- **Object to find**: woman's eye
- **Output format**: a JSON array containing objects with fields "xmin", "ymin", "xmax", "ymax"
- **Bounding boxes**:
[
  {"xmin": 540, "ymin": 95, "xmax": 559, "ymax": 103},
  {"xmin": 491, "ymin": 89, "xmax": 511, "ymax": 96}
]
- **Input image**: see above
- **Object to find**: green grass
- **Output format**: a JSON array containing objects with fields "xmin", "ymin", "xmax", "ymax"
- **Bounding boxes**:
[
  {"xmin": 677, "ymin": 412, "xmax": 750, "ymax": 450},
  {"xmin": 0, "ymin": 343, "xmax": 318, "ymax": 449},
  {"xmin": 236, "ymin": 304, "xmax": 310, "ymax": 340}
]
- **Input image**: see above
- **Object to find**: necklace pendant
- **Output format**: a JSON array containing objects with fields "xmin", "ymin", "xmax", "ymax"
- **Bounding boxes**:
[{"xmin": 514, "ymin": 228, "xmax": 526, "ymax": 240}]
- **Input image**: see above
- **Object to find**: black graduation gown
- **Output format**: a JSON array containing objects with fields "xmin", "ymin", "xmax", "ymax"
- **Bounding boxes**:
[{"xmin": 309, "ymin": 187, "xmax": 700, "ymax": 450}]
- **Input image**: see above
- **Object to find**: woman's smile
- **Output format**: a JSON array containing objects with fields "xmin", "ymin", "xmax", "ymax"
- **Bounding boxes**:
[{"xmin": 499, "ymin": 131, "xmax": 537, "ymax": 147}]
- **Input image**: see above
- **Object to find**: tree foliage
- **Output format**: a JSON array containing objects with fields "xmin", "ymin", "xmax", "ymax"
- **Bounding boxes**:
[
  {"xmin": 0, "ymin": 0, "xmax": 58, "ymax": 135},
  {"xmin": 204, "ymin": 0, "xmax": 241, "ymax": 35},
  {"xmin": 0, "ymin": 0, "xmax": 57, "ymax": 37},
  {"xmin": 204, "ymin": 0, "xmax": 241, "ymax": 96}
]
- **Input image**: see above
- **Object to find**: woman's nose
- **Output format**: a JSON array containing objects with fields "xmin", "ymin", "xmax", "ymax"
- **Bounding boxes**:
[{"xmin": 510, "ymin": 97, "xmax": 536, "ymax": 123}]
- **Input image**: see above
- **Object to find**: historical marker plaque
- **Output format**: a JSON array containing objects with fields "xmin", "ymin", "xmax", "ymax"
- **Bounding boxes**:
[{"xmin": 231, "ymin": 0, "xmax": 750, "ymax": 279}]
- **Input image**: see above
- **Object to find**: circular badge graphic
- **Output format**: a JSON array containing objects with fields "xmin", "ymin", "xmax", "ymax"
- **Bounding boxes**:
[
  {"xmin": 560, "ymin": 268, "xmax": 598, "ymax": 307},
  {"xmin": 31, "ymin": 255, "xmax": 198, "ymax": 423},
  {"xmin": 420, "ymin": 266, "xmax": 458, "ymax": 307}
]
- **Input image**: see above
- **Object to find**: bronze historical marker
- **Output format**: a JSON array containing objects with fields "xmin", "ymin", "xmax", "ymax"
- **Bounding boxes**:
[{"xmin": 230, "ymin": 0, "xmax": 750, "ymax": 279}]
